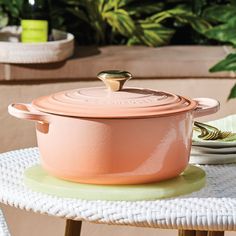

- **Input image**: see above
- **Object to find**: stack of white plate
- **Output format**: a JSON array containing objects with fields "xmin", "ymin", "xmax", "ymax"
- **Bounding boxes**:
[{"xmin": 190, "ymin": 114, "xmax": 236, "ymax": 164}]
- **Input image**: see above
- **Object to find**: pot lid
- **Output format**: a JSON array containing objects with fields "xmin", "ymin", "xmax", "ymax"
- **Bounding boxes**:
[{"xmin": 32, "ymin": 70, "xmax": 197, "ymax": 118}]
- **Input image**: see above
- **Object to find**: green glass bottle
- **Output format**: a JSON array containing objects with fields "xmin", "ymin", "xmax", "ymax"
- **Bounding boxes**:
[{"xmin": 21, "ymin": 0, "xmax": 50, "ymax": 43}]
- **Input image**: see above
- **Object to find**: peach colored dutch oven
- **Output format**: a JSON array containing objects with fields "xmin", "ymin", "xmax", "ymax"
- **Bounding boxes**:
[{"xmin": 8, "ymin": 70, "xmax": 220, "ymax": 185}]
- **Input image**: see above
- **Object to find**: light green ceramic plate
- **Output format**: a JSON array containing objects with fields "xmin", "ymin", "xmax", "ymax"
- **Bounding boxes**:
[
  {"xmin": 24, "ymin": 165, "xmax": 205, "ymax": 201},
  {"xmin": 193, "ymin": 114, "xmax": 236, "ymax": 147}
]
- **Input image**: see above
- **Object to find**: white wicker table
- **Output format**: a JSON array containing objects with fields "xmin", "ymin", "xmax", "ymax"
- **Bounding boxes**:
[{"xmin": 0, "ymin": 148, "xmax": 236, "ymax": 236}]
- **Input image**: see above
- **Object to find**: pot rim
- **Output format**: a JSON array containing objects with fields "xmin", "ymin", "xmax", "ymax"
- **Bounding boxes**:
[
  {"xmin": 8, "ymin": 97, "xmax": 219, "ymax": 124},
  {"xmin": 31, "ymin": 94, "xmax": 198, "ymax": 119}
]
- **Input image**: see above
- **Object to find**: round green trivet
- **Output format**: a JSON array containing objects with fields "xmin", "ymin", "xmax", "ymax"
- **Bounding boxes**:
[{"xmin": 24, "ymin": 165, "xmax": 205, "ymax": 201}]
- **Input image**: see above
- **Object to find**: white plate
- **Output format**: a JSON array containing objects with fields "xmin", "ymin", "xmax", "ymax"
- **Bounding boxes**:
[
  {"xmin": 193, "ymin": 140, "xmax": 236, "ymax": 147},
  {"xmin": 191, "ymin": 146, "xmax": 236, "ymax": 154},
  {"xmin": 189, "ymin": 152, "xmax": 236, "ymax": 164},
  {"xmin": 192, "ymin": 114, "xmax": 236, "ymax": 148}
]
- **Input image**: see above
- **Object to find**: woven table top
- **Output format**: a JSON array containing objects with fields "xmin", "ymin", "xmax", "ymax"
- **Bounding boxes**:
[{"xmin": 0, "ymin": 148, "xmax": 236, "ymax": 231}]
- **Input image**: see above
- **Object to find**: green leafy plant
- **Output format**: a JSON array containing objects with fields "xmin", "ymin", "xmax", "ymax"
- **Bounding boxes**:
[
  {"xmin": 0, "ymin": 6, "xmax": 8, "ymax": 28},
  {"xmin": 0, "ymin": 0, "xmax": 215, "ymax": 46},
  {"xmin": 0, "ymin": 0, "xmax": 232, "ymax": 46},
  {"xmin": 0, "ymin": 0, "xmax": 22, "ymax": 26},
  {"xmin": 200, "ymin": 1, "xmax": 236, "ymax": 100},
  {"xmin": 57, "ymin": 0, "xmax": 214, "ymax": 46}
]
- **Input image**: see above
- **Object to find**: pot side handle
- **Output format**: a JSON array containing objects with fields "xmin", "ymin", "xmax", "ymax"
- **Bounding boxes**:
[
  {"xmin": 8, "ymin": 103, "xmax": 49, "ymax": 123},
  {"xmin": 193, "ymin": 98, "xmax": 220, "ymax": 118}
]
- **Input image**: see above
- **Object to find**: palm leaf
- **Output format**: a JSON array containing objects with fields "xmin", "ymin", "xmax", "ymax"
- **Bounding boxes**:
[
  {"xmin": 151, "ymin": 5, "xmax": 211, "ymax": 34},
  {"xmin": 178, "ymin": 15, "xmax": 211, "ymax": 34},
  {"xmin": 103, "ymin": 0, "xmax": 116, "ymax": 13},
  {"xmin": 204, "ymin": 22, "xmax": 236, "ymax": 45},
  {"xmin": 150, "ymin": 5, "xmax": 190, "ymax": 22},
  {"xmin": 128, "ymin": 21, "xmax": 175, "ymax": 47},
  {"xmin": 228, "ymin": 83, "xmax": 236, "ymax": 100},
  {"xmin": 104, "ymin": 9, "xmax": 135, "ymax": 36},
  {"xmin": 202, "ymin": 5, "xmax": 236, "ymax": 23},
  {"xmin": 98, "ymin": 0, "xmax": 106, "ymax": 12},
  {"xmin": 124, "ymin": 2, "xmax": 164, "ymax": 17},
  {"xmin": 210, "ymin": 53, "xmax": 236, "ymax": 72}
]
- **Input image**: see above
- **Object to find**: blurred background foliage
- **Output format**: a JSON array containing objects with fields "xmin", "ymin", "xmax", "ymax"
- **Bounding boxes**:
[
  {"xmin": 0, "ymin": 0, "xmax": 234, "ymax": 46},
  {"xmin": 1, "ymin": 0, "xmax": 236, "ymax": 98}
]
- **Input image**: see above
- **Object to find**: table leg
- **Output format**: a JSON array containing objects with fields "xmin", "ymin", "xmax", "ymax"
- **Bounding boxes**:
[
  {"xmin": 196, "ymin": 231, "xmax": 208, "ymax": 236},
  {"xmin": 178, "ymin": 230, "xmax": 224, "ymax": 236},
  {"xmin": 64, "ymin": 219, "xmax": 82, "ymax": 236},
  {"xmin": 208, "ymin": 232, "xmax": 224, "ymax": 236},
  {"xmin": 178, "ymin": 230, "xmax": 196, "ymax": 236}
]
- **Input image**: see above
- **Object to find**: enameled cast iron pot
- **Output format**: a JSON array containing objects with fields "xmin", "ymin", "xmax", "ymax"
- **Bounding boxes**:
[{"xmin": 8, "ymin": 71, "xmax": 220, "ymax": 185}]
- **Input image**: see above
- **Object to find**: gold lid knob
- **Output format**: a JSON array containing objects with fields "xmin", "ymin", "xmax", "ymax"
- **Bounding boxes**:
[{"xmin": 97, "ymin": 70, "xmax": 132, "ymax": 92}]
